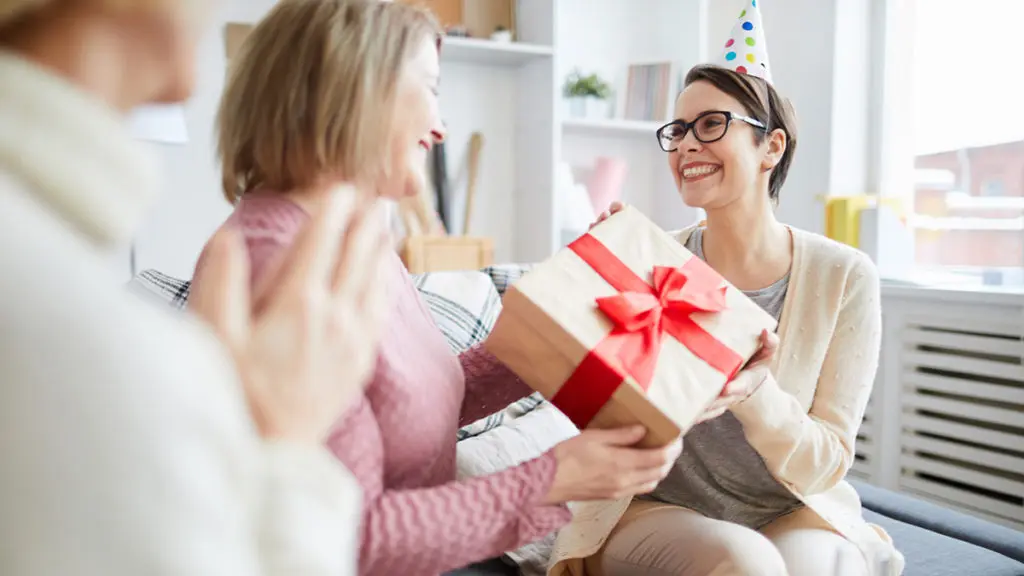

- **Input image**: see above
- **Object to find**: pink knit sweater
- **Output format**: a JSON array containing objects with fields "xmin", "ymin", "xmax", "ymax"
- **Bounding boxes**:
[{"xmin": 192, "ymin": 192, "xmax": 572, "ymax": 576}]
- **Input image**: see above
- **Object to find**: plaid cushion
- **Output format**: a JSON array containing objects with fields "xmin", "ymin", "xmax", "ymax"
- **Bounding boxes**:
[
  {"xmin": 409, "ymin": 271, "xmax": 500, "ymax": 354},
  {"xmin": 129, "ymin": 270, "xmax": 190, "ymax": 309},
  {"xmin": 127, "ymin": 265, "xmax": 542, "ymax": 440},
  {"xmin": 481, "ymin": 264, "xmax": 533, "ymax": 297}
]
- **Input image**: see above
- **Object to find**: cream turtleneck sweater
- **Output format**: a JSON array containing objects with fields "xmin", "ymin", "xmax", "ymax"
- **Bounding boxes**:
[{"xmin": 0, "ymin": 51, "xmax": 361, "ymax": 574}]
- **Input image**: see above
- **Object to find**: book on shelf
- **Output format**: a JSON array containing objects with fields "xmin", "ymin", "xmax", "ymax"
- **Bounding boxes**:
[{"xmin": 623, "ymin": 61, "xmax": 685, "ymax": 123}]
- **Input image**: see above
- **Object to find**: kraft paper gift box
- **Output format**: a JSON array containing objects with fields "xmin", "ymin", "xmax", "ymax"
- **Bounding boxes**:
[{"xmin": 484, "ymin": 206, "xmax": 778, "ymax": 448}]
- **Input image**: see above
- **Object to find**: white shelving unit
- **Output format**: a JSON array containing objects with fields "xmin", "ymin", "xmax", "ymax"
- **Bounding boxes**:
[
  {"xmin": 431, "ymin": 0, "xmax": 712, "ymax": 264},
  {"xmin": 561, "ymin": 118, "xmax": 663, "ymax": 140},
  {"xmin": 441, "ymin": 37, "xmax": 553, "ymax": 67}
]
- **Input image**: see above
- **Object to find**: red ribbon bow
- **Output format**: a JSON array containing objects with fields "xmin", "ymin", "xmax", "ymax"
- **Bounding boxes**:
[{"xmin": 549, "ymin": 234, "xmax": 744, "ymax": 430}]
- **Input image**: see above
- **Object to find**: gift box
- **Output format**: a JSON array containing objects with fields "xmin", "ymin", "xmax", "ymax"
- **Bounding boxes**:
[{"xmin": 484, "ymin": 206, "xmax": 778, "ymax": 448}]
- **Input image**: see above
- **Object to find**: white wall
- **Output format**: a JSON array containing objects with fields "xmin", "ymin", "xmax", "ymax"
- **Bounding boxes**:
[
  {"xmin": 133, "ymin": 0, "xmax": 276, "ymax": 280},
  {"xmin": 436, "ymin": 61, "xmax": 517, "ymax": 260}
]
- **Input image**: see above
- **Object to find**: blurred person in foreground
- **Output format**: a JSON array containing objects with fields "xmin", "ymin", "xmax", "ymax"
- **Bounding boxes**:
[
  {"xmin": 0, "ymin": 0, "xmax": 391, "ymax": 573},
  {"xmin": 191, "ymin": 1, "xmax": 683, "ymax": 574}
]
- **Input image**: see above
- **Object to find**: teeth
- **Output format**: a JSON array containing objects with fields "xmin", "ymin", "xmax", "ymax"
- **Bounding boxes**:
[{"xmin": 682, "ymin": 165, "xmax": 719, "ymax": 178}]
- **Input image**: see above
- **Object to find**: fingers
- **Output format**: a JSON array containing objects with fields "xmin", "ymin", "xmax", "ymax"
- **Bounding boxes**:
[
  {"xmin": 331, "ymin": 200, "xmax": 388, "ymax": 299},
  {"xmin": 720, "ymin": 377, "xmax": 746, "ymax": 397},
  {"xmin": 696, "ymin": 406, "xmax": 727, "ymax": 424},
  {"xmin": 280, "ymin": 186, "xmax": 357, "ymax": 295},
  {"xmin": 189, "ymin": 227, "xmax": 250, "ymax": 348},
  {"xmin": 613, "ymin": 436, "xmax": 682, "ymax": 471},
  {"xmin": 585, "ymin": 425, "xmax": 647, "ymax": 447},
  {"xmin": 352, "ymin": 229, "xmax": 394, "ymax": 349},
  {"xmin": 588, "ymin": 203, "xmax": 628, "ymax": 231},
  {"xmin": 748, "ymin": 329, "xmax": 780, "ymax": 365},
  {"xmin": 611, "ymin": 437, "xmax": 682, "ymax": 495}
]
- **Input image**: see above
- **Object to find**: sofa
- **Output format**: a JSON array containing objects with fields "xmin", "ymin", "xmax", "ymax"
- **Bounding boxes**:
[{"xmin": 128, "ymin": 265, "xmax": 1024, "ymax": 576}]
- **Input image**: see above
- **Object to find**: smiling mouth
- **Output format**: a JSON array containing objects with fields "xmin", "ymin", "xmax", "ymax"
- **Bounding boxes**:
[{"xmin": 681, "ymin": 164, "xmax": 721, "ymax": 181}]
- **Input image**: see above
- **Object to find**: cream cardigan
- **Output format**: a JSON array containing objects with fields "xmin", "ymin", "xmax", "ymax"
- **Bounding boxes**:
[
  {"xmin": 0, "ymin": 51, "xmax": 361, "ymax": 574},
  {"xmin": 547, "ymin": 224, "xmax": 905, "ymax": 576}
]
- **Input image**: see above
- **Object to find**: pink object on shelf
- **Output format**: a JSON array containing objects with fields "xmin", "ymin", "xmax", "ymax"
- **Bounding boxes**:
[{"xmin": 586, "ymin": 157, "xmax": 629, "ymax": 216}]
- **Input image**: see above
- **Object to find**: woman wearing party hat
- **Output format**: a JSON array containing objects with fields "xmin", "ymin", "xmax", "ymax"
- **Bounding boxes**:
[{"xmin": 550, "ymin": 2, "xmax": 904, "ymax": 575}]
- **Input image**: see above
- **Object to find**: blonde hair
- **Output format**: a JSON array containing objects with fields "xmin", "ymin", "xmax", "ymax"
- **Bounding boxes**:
[
  {"xmin": 217, "ymin": 0, "xmax": 441, "ymax": 204},
  {"xmin": 0, "ymin": 0, "xmax": 209, "ymax": 37},
  {"xmin": 0, "ymin": 0, "xmax": 51, "ymax": 27}
]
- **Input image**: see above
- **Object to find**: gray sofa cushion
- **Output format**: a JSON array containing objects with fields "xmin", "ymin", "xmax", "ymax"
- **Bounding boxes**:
[
  {"xmin": 852, "ymin": 480, "xmax": 1024, "ymax": 564},
  {"xmin": 863, "ymin": 510, "xmax": 1024, "ymax": 576},
  {"xmin": 443, "ymin": 558, "xmax": 519, "ymax": 576}
]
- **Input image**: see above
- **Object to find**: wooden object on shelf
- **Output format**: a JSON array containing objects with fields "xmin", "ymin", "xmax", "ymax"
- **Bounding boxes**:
[
  {"xmin": 400, "ymin": 235, "xmax": 494, "ymax": 274},
  {"xmin": 397, "ymin": 180, "xmax": 493, "ymax": 274},
  {"xmin": 397, "ymin": 0, "xmax": 515, "ymax": 39},
  {"xmin": 396, "ymin": 0, "xmax": 463, "ymax": 29},
  {"xmin": 462, "ymin": 132, "xmax": 485, "ymax": 235},
  {"xmin": 224, "ymin": 22, "xmax": 252, "ymax": 62}
]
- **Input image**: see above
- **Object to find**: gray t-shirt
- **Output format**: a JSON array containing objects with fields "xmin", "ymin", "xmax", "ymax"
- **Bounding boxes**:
[{"xmin": 637, "ymin": 227, "xmax": 803, "ymax": 528}]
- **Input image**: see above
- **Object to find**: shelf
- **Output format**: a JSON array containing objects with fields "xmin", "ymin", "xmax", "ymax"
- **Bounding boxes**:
[
  {"xmin": 440, "ymin": 37, "xmax": 553, "ymax": 67},
  {"xmin": 561, "ymin": 118, "xmax": 664, "ymax": 140}
]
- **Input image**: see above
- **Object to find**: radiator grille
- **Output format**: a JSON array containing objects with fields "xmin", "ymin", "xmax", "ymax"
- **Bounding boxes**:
[
  {"xmin": 851, "ymin": 392, "xmax": 878, "ymax": 481},
  {"xmin": 898, "ymin": 313, "xmax": 1024, "ymax": 530}
]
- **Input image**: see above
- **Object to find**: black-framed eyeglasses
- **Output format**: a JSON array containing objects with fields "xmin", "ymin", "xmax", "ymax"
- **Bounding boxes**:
[{"xmin": 655, "ymin": 111, "xmax": 767, "ymax": 152}]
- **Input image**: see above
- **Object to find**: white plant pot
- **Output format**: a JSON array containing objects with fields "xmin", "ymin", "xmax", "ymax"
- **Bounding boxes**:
[
  {"xmin": 565, "ymin": 97, "xmax": 611, "ymax": 120},
  {"xmin": 585, "ymin": 98, "xmax": 611, "ymax": 120},
  {"xmin": 566, "ymin": 97, "xmax": 586, "ymax": 118},
  {"xmin": 490, "ymin": 30, "xmax": 512, "ymax": 42}
]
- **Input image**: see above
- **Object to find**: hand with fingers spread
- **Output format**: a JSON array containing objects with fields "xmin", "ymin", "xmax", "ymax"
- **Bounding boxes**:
[
  {"xmin": 696, "ymin": 329, "xmax": 779, "ymax": 424},
  {"xmin": 543, "ymin": 426, "xmax": 683, "ymax": 504},
  {"xmin": 589, "ymin": 201, "xmax": 627, "ymax": 231},
  {"xmin": 189, "ymin": 186, "xmax": 391, "ymax": 444}
]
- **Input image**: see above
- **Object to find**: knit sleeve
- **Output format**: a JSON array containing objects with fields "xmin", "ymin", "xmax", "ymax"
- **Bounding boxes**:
[
  {"xmin": 328, "ymin": 406, "xmax": 571, "ymax": 576},
  {"xmin": 730, "ymin": 255, "xmax": 881, "ymax": 496},
  {"xmin": 458, "ymin": 345, "xmax": 534, "ymax": 427}
]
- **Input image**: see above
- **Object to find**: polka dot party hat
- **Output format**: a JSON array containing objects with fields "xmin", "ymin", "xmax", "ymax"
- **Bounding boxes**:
[{"xmin": 717, "ymin": 0, "xmax": 772, "ymax": 83}]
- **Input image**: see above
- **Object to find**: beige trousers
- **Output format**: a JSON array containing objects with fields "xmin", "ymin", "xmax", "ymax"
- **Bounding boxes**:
[{"xmin": 583, "ymin": 501, "xmax": 868, "ymax": 576}]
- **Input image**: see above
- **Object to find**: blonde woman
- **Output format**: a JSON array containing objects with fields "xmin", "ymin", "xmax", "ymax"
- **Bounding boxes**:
[
  {"xmin": 192, "ymin": 1, "xmax": 683, "ymax": 574},
  {"xmin": 0, "ymin": 0, "xmax": 390, "ymax": 574}
]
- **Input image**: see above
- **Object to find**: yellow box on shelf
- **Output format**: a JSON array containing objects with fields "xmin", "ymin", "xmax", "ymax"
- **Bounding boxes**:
[{"xmin": 821, "ymin": 195, "xmax": 905, "ymax": 249}]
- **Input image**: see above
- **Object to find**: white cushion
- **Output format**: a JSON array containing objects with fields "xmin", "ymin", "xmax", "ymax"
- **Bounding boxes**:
[{"xmin": 456, "ymin": 402, "xmax": 579, "ymax": 575}]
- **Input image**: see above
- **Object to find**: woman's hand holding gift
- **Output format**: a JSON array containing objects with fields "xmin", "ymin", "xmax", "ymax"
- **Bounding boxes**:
[
  {"xmin": 697, "ymin": 329, "xmax": 778, "ymax": 423},
  {"xmin": 589, "ymin": 201, "xmax": 626, "ymax": 230},
  {"xmin": 543, "ymin": 426, "xmax": 683, "ymax": 504}
]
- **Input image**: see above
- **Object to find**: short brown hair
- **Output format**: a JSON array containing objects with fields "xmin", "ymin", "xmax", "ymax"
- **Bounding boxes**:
[
  {"xmin": 683, "ymin": 64, "xmax": 798, "ymax": 203},
  {"xmin": 216, "ymin": 0, "xmax": 441, "ymax": 204}
]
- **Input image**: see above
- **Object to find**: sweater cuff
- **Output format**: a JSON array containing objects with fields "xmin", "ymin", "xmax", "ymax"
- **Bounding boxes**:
[
  {"xmin": 516, "ymin": 451, "xmax": 572, "ymax": 542},
  {"xmin": 729, "ymin": 373, "xmax": 791, "ymax": 434}
]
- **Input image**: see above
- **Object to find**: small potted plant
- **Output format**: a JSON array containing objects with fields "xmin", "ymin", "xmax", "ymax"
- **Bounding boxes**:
[
  {"xmin": 562, "ymin": 69, "xmax": 612, "ymax": 119},
  {"xmin": 490, "ymin": 25, "xmax": 512, "ymax": 43}
]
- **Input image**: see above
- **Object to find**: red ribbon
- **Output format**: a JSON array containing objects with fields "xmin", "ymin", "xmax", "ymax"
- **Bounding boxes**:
[{"xmin": 549, "ymin": 233, "xmax": 745, "ymax": 430}]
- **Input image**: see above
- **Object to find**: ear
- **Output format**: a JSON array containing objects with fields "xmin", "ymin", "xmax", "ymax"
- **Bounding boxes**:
[{"xmin": 761, "ymin": 128, "xmax": 787, "ymax": 172}]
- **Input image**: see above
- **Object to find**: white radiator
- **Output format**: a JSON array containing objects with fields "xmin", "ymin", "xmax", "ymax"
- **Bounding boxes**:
[{"xmin": 865, "ymin": 286, "xmax": 1024, "ymax": 531}]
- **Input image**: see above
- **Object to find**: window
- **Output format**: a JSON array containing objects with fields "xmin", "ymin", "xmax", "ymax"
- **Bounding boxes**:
[
  {"xmin": 885, "ymin": 0, "xmax": 1024, "ymax": 288},
  {"xmin": 980, "ymin": 180, "xmax": 1006, "ymax": 198}
]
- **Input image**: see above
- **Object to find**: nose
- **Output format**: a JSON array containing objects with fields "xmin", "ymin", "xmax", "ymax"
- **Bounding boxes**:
[{"xmin": 681, "ymin": 128, "xmax": 702, "ymax": 153}]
